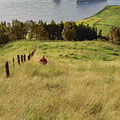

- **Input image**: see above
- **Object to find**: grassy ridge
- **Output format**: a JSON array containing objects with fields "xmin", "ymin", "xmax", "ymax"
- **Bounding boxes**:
[
  {"xmin": 76, "ymin": 5, "xmax": 120, "ymax": 36},
  {"xmin": 1, "ymin": 40, "xmax": 120, "ymax": 119}
]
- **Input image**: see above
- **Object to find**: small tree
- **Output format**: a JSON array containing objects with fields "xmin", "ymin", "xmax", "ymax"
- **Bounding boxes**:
[
  {"xmin": 62, "ymin": 28, "xmax": 76, "ymax": 41},
  {"xmin": 109, "ymin": 26, "xmax": 120, "ymax": 44},
  {"xmin": 37, "ymin": 26, "xmax": 48, "ymax": 40},
  {"xmin": 98, "ymin": 30, "xmax": 102, "ymax": 38},
  {"xmin": 62, "ymin": 22, "xmax": 76, "ymax": 41},
  {"xmin": 0, "ymin": 32, "xmax": 9, "ymax": 44}
]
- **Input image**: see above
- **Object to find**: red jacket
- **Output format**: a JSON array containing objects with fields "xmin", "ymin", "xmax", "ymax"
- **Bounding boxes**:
[{"xmin": 39, "ymin": 58, "xmax": 47, "ymax": 64}]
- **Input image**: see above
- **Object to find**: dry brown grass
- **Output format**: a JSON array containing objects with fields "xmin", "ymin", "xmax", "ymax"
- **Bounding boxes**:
[{"xmin": 1, "ymin": 40, "xmax": 120, "ymax": 120}]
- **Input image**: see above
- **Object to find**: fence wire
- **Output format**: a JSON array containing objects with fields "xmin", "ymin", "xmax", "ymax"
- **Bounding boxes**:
[{"xmin": 0, "ymin": 48, "xmax": 36, "ymax": 77}]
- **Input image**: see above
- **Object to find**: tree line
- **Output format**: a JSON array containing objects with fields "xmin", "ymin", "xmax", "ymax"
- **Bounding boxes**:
[{"xmin": 0, "ymin": 19, "xmax": 106, "ymax": 45}]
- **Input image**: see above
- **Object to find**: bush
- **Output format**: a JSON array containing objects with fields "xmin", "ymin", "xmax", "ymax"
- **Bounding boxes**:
[
  {"xmin": 62, "ymin": 27, "xmax": 76, "ymax": 41},
  {"xmin": 109, "ymin": 26, "xmax": 120, "ymax": 44},
  {"xmin": 0, "ymin": 33, "xmax": 10, "ymax": 45}
]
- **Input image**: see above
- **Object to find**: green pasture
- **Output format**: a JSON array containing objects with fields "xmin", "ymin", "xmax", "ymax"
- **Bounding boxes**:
[{"xmin": 76, "ymin": 5, "xmax": 120, "ymax": 36}]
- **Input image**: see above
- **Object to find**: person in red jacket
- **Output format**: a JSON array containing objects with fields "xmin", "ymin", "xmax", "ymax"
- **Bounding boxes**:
[{"xmin": 39, "ymin": 56, "xmax": 47, "ymax": 65}]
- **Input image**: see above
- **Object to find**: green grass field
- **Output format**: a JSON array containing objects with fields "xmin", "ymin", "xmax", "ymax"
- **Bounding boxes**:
[
  {"xmin": 76, "ymin": 5, "xmax": 120, "ymax": 36},
  {"xmin": 1, "ymin": 40, "xmax": 120, "ymax": 119}
]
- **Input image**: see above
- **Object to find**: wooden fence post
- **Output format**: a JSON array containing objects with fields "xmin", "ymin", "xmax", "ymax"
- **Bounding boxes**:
[
  {"xmin": 31, "ymin": 52, "xmax": 33, "ymax": 57},
  {"xmin": 28, "ymin": 54, "xmax": 30, "ymax": 61},
  {"xmin": 5, "ymin": 61, "xmax": 10, "ymax": 78},
  {"xmin": 29, "ymin": 54, "xmax": 31, "ymax": 60},
  {"xmin": 32, "ymin": 51, "xmax": 34, "ymax": 57},
  {"xmin": 21, "ymin": 55, "xmax": 23, "ymax": 64},
  {"xmin": 17, "ymin": 55, "xmax": 20, "ymax": 65},
  {"xmin": 13, "ymin": 57, "xmax": 15, "ymax": 67},
  {"xmin": 24, "ymin": 54, "xmax": 26, "ymax": 62}
]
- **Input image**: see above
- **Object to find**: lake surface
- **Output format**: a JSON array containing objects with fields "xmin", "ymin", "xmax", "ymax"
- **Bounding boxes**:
[{"xmin": 0, "ymin": 0, "xmax": 120, "ymax": 23}]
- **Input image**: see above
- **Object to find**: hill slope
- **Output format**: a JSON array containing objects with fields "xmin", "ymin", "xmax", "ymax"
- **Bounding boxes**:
[
  {"xmin": 1, "ymin": 40, "xmax": 120, "ymax": 120},
  {"xmin": 76, "ymin": 5, "xmax": 120, "ymax": 36}
]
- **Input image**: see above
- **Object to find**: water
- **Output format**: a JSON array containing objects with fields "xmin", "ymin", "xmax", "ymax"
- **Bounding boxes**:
[{"xmin": 0, "ymin": 0, "xmax": 119, "ymax": 23}]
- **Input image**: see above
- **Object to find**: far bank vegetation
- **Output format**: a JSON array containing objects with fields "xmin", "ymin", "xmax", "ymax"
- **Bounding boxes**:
[{"xmin": 0, "ymin": 19, "xmax": 120, "ymax": 45}]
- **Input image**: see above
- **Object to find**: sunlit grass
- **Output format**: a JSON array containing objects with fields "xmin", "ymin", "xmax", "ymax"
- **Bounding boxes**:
[
  {"xmin": 76, "ymin": 5, "xmax": 120, "ymax": 36},
  {"xmin": 1, "ymin": 40, "xmax": 120, "ymax": 119}
]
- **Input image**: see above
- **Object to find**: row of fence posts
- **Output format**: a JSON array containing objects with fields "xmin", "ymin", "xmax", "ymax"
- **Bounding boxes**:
[{"xmin": 5, "ymin": 49, "xmax": 36, "ymax": 78}]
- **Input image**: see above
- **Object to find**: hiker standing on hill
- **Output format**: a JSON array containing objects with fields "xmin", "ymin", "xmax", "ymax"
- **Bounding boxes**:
[{"xmin": 39, "ymin": 56, "xmax": 47, "ymax": 65}]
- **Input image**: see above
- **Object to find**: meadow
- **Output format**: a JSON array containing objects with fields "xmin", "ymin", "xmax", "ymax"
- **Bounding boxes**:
[
  {"xmin": 76, "ymin": 5, "xmax": 120, "ymax": 36},
  {"xmin": 0, "ymin": 40, "xmax": 120, "ymax": 119}
]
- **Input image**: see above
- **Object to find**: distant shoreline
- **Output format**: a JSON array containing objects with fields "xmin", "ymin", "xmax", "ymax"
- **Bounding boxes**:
[{"xmin": 77, "ymin": 0, "xmax": 107, "ymax": 3}]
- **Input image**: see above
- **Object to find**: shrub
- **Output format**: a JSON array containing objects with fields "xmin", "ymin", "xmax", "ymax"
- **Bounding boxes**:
[
  {"xmin": 0, "ymin": 32, "xmax": 10, "ymax": 45},
  {"xmin": 109, "ymin": 26, "xmax": 120, "ymax": 44}
]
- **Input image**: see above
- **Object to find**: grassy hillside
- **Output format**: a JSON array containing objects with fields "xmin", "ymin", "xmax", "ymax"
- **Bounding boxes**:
[
  {"xmin": 76, "ymin": 5, "xmax": 120, "ymax": 36},
  {"xmin": 1, "ymin": 40, "xmax": 120, "ymax": 119}
]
